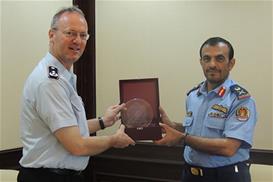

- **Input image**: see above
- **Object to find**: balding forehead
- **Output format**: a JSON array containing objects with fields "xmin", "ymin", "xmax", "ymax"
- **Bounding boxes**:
[
  {"xmin": 53, "ymin": 11, "xmax": 87, "ymax": 28},
  {"xmin": 59, "ymin": 11, "xmax": 86, "ymax": 22}
]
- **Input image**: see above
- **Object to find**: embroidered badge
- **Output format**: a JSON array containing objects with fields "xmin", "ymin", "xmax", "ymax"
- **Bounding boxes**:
[
  {"xmin": 48, "ymin": 66, "xmax": 59, "ymax": 79},
  {"xmin": 230, "ymin": 84, "xmax": 250, "ymax": 100},
  {"xmin": 217, "ymin": 86, "xmax": 226, "ymax": 97},
  {"xmin": 211, "ymin": 104, "xmax": 228, "ymax": 114},
  {"xmin": 236, "ymin": 107, "xmax": 250, "ymax": 121}
]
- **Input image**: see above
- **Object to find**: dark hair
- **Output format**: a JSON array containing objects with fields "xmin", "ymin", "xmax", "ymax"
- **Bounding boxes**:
[
  {"xmin": 50, "ymin": 6, "xmax": 85, "ymax": 29},
  {"xmin": 199, "ymin": 37, "xmax": 234, "ymax": 60}
]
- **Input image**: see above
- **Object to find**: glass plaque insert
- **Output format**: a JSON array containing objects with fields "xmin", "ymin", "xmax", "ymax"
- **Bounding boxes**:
[{"xmin": 119, "ymin": 78, "xmax": 162, "ymax": 140}]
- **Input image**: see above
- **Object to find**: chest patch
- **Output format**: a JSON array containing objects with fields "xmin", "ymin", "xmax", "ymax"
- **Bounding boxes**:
[
  {"xmin": 211, "ymin": 104, "xmax": 228, "ymax": 114},
  {"xmin": 208, "ymin": 112, "xmax": 227, "ymax": 119}
]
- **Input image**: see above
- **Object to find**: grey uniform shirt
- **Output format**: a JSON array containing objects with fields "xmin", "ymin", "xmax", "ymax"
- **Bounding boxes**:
[{"xmin": 19, "ymin": 52, "xmax": 89, "ymax": 170}]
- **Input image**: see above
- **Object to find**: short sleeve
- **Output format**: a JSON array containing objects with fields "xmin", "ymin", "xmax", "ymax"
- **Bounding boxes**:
[
  {"xmin": 36, "ymin": 80, "xmax": 77, "ymax": 132},
  {"xmin": 224, "ymin": 98, "xmax": 257, "ymax": 148}
]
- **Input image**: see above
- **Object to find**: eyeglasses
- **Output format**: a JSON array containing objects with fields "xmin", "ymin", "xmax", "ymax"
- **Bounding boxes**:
[{"xmin": 53, "ymin": 28, "xmax": 89, "ymax": 41}]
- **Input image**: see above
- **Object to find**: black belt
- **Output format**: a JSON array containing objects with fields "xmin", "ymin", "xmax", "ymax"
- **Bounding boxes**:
[
  {"xmin": 20, "ymin": 166, "xmax": 82, "ymax": 176},
  {"xmin": 184, "ymin": 161, "xmax": 250, "ymax": 177},
  {"xmin": 47, "ymin": 168, "xmax": 82, "ymax": 176}
]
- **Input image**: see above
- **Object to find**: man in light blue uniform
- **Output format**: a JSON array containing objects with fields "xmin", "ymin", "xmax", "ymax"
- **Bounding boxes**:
[
  {"xmin": 155, "ymin": 37, "xmax": 257, "ymax": 182},
  {"xmin": 18, "ymin": 7, "xmax": 135, "ymax": 182}
]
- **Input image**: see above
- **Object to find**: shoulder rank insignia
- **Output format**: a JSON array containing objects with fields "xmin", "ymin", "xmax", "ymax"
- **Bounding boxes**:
[
  {"xmin": 230, "ymin": 84, "xmax": 250, "ymax": 100},
  {"xmin": 187, "ymin": 82, "xmax": 203, "ymax": 96},
  {"xmin": 48, "ymin": 66, "xmax": 59, "ymax": 79}
]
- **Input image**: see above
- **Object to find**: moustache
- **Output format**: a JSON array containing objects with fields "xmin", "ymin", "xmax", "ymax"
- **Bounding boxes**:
[{"xmin": 206, "ymin": 69, "xmax": 220, "ymax": 73}]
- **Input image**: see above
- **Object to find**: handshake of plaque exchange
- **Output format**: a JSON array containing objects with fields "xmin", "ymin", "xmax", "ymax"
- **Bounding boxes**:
[{"xmin": 118, "ymin": 100, "xmax": 183, "ymax": 146}]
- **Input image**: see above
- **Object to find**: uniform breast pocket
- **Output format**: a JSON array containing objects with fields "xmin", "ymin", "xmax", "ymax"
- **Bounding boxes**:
[
  {"xmin": 70, "ymin": 95, "xmax": 83, "ymax": 112},
  {"xmin": 205, "ymin": 118, "xmax": 225, "ymax": 131}
]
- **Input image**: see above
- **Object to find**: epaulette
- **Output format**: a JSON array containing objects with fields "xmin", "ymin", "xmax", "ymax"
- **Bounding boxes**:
[
  {"xmin": 48, "ymin": 66, "xmax": 59, "ymax": 79},
  {"xmin": 230, "ymin": 84, "xmax": 250, "ymax": 100},
  {"xmin": 187, "ymin": 82, "xmax": 203, "ymax": 96}
]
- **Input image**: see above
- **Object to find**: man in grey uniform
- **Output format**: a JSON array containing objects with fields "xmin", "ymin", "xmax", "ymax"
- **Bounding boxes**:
[{"xmin": 17, "ymin": 6, "xmax": 135, "ymax": 182}]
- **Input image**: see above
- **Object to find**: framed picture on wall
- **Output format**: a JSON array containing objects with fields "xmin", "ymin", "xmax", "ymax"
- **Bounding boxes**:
[{"xmin": 119, "ymin": 78, "xmax": 162, "ymax": 140}]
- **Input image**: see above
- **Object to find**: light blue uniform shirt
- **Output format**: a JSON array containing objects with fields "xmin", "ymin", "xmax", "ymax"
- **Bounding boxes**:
[
  {"xmin": 19, "ymin": 53, "xmax": 89, "ymax": 170},
  {"xmin": 183, "ymin": 78, "xmax": 257, "ymax": 168}
]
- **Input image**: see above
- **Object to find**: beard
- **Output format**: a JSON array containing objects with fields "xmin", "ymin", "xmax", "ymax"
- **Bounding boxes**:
[
  {"xmin": 204, "ymin": 68, "xmax": 228, "ymax": 84},
  {"xmin": 205, "ymin": 71, "xmax": 229, "ymax": 87}
]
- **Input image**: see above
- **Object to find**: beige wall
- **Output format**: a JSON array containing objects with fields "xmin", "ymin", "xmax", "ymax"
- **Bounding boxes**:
[
  {"xmin": 0, "ymin": 0, "xmax": 72, "ymax": 150},
  {"xmin": 96, "ymin": 1, "xmax": 273, "ymax": 150},
  {"xmin": 251, "ymin": 164, "xmax": 273, "ymax": 182}
]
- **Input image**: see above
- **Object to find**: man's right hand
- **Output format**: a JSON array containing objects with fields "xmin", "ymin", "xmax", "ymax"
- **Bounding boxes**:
[
  {"xmin": 159, "ymin": 106, "xmax": 184, "ymax": 132},
  {"xmin": 159, "ymin": 106, "xmax": 175, "ymax": 128},
  {"xmin": 154, "ymin": 123, "xmax": 185, "ymax": 146},
  {"xmin": 111, "ymin": 124, "xmax": 135, "ymax": 148}
]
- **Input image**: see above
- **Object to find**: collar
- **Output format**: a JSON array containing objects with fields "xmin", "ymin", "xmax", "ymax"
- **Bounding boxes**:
[{"xmin": 197, "ymin": 78, "xmax": 234, "ymax": 98}]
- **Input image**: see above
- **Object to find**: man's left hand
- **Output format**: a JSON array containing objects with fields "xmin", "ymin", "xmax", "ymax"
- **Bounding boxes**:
[{"xmin": 103, "ymin": 103, "xmax": 126, "ymax": 127}]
